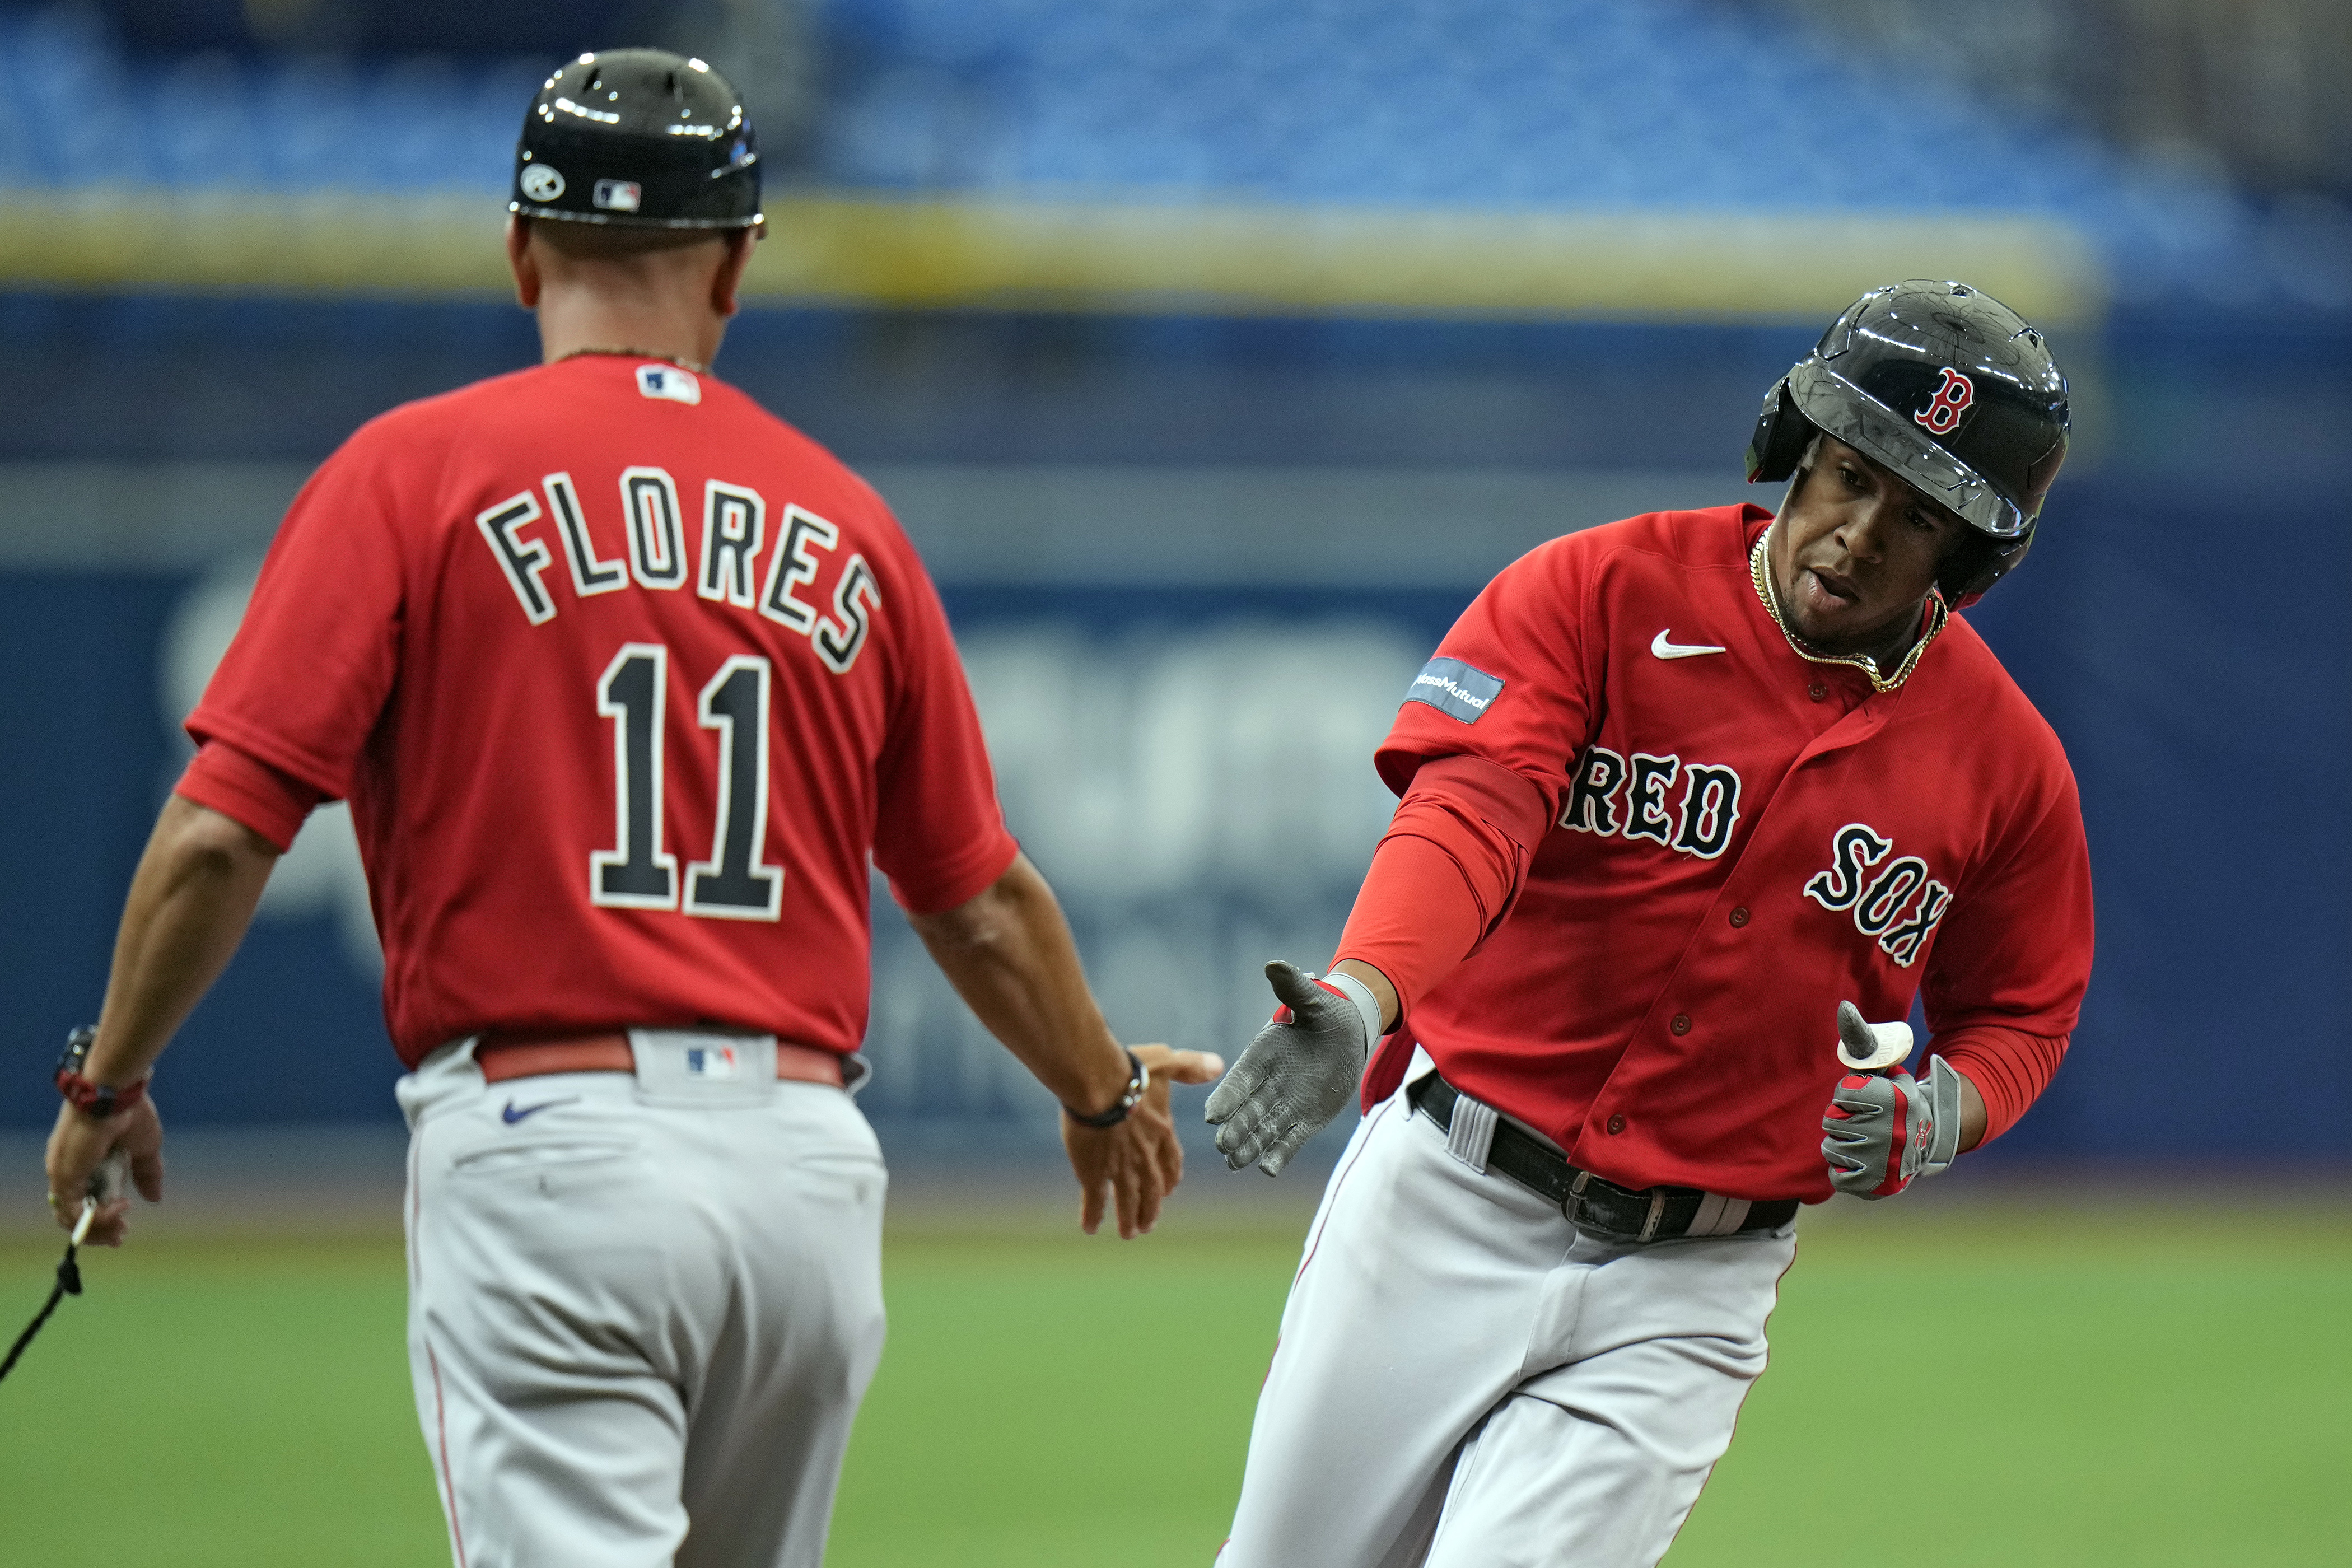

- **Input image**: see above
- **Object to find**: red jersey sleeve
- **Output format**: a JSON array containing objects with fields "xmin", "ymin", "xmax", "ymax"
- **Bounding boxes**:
[
  {"xmin": 185, "ymin": 437, "xmax": 407, "ymax": 800},
  {"xmin": 1936, "ymin": 1025, "xmax": 2068, "ymax": 1144},
  {"xmin": 175, "ymin": 740, "xmax": 325, "ymax": 852},
  {"xmin": 1375, "ymin": 535, "xmax": 1598, "ymax": 819},
  {"xmin": 870, "ymin": 558, "xmax": 1019, "ymax": 915},
  {"xmin": 1921, "ymin": 746, "xmax": 2094, "ymax": 1132},
  {"xmin": 1335, "ymin": 755, "xmax": 1551, "ymax": 1014}
]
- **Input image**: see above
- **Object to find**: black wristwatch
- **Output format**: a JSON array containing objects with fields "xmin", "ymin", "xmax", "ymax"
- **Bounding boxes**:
[
  {"xmin": 1064, "ymin": 1049, "xmax": 1149, "ymax": 1128},
  {"xmin": 55, "ymin": 1025, "xmax": 148, "ymax": 1120}
]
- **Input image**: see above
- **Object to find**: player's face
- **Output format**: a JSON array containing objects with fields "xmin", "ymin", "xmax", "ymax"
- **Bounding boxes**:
[{"xmin": 1771, "ymin": 438, "xmax": 1966, "ymax": 657}]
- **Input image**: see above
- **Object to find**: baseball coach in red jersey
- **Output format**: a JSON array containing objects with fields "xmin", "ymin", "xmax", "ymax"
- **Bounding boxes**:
[
  {"xmin": 1205, "ymin": 281, "xmax": 2092, "ymax": 1567},
  {"xmin": 41, "ymin": 49, "xmax": 1218, "ymax": 1568}
]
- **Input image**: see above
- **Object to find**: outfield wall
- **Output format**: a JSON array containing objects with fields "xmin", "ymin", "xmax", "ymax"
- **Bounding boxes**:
[{"xmin": 2, "ymin": 298, "xmax": 2345, "ymax": 1166}]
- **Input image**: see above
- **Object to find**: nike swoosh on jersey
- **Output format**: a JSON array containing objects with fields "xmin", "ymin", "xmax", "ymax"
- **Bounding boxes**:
[
  {"xmin": 501, "ymin": 1097, "xmax": 578, "ymax": 1125},
  {"xmin": 1651, "ymin": 630, "xmax": 1728, "ymax": 660}
]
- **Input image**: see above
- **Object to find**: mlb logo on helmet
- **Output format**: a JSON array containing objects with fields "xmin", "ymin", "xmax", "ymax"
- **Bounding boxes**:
[
  {"xmin": 1914, "ymin": 367, "xmax": 1976, "ymax": 435},
  {"xmin": 685, "ymin": 1045, "xmax": 741, "ymax": 1079},
  {"xmin": 594, "ymin": 179, "xmax": 643, "ymax": 213}
]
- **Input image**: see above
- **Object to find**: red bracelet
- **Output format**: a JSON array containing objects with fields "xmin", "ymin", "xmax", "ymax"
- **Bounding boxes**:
[
  {"xmin": 53, "ymin": 1026, "xmax": 148, "ymax": 1119},
  {"xmin": 55, "ymin": 1070, "xmax": 147, "ymax": 1119}
]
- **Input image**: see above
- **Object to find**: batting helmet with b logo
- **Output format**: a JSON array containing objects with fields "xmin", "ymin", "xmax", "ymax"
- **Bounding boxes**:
[{"xmin": 1745, "ymin": 281, "xmax": 2070, "ymax": 601}]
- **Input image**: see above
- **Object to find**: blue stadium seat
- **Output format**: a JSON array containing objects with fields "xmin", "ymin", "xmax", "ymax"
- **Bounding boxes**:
[{"xmin": 0, "ymin": 0, "xmax": 2339, "ymax": 309}]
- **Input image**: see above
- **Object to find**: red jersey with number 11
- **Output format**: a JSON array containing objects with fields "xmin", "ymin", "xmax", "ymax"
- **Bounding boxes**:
[{"xmin": 185, "ymin": 357, "xmax": 1018, "ymax": 1067}]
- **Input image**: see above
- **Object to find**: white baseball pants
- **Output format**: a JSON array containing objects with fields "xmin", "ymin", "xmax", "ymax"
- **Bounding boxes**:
[
  {"xmin": 1217, "ymin": 1058, "xmax": 1796, "ymax": 1568},
  {"xmin": 397, "ymin": 1033, "xmax": 888, "ymax": 1568}
]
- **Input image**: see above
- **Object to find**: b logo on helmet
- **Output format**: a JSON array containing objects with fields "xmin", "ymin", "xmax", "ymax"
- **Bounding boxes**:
[
  {"xmin": 1914, "ymin": 367, "xmax": 1975, "ymax": 435},
  {"xmin": 519, "ymin": 163, "xmax": 566, "ymax": 202}
]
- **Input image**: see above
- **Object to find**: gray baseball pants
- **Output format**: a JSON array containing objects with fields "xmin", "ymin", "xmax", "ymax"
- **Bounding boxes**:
[
  {"xmin": 1216, "ymin": 1054, "xmax": 1796, "ymax": 1568},
  {"xmin": 397, "ymin": 1032, "xmax": 888, "ymax": 1568}
]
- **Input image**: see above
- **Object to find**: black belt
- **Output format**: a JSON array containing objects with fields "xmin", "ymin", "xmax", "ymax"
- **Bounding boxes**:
[{"xmin": 1407, "ymin": 1072, "xmax": 1799, "ymax": 1244}]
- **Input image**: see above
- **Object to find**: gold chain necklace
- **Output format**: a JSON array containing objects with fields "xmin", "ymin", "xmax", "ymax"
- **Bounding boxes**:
[
  {"xmin": 1748, "ymin": 526, "xmax": 1945, "ymax": 695},
  {"xmin": 553, "ymin": 346, "xmax": 709, "ymax": 374}
]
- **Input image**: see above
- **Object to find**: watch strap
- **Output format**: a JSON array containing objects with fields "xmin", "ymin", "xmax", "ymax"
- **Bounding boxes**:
[{"xmin": 54, "ymin": 1026, "xmax": 148, "ymax": 1119}]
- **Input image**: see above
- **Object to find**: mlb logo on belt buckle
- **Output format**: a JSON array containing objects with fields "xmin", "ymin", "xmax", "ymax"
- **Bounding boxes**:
[{"xmin": 685, "ymin": 1046, "xmax": 741, "ymax": 1079}]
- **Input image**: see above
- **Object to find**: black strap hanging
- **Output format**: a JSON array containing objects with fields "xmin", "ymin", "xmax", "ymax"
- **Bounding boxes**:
[{"xmin": 1, "ymin": 1230, "xmax": 87, "ymax": 1383}]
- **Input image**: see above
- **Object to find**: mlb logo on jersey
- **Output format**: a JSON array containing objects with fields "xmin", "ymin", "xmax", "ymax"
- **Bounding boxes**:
[
  {"xmin": 637, "ymin": 365, "xmax": 702, "ymax": 405},
  {"xmin": 594, "ymin": 179, "xmax": 644, "ymax": 212},
  {"xmin": 685, "ymin": 1045, "xmax": 742, "ymax": 1079}
]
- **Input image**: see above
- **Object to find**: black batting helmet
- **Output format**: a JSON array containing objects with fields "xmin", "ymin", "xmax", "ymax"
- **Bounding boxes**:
[
  {"xmin": 512, "ymin": 50, "xmax": 761, "ymax": 230},
  {"xmin": 1747, "ymin": 281, "xmax": 2070, "ymax": 602}
]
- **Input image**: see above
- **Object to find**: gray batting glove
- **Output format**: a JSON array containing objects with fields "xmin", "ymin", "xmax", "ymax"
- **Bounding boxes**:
[
  {"xmin": 1204, "ymin": 961, "xmax": 1380, "ymax": 1177},
  {"xmin": 1822, "ymin": 1052, "xmax": 1965, "ymax": 1200}
]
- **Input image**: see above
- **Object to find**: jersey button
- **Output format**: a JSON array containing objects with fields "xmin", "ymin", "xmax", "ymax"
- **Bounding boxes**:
[
  {"xmin": 1808, "ymin": 682, "xmax": 1829, "ymax": 701},
  {"xmin": 1728, "ymin": 906, "xmax": 1750, "ymax": 927},
  {"xmin": 1670, "ymin": 1014, "xmax": 1692, "ymax": 1035},
  {"xmin": 1606, "ymin": 1113, "xmax": 1626, "ymax": 1135}
]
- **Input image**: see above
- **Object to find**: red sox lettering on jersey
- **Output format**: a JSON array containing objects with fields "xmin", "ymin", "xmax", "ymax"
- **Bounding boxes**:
[
  {"xmin": 1566, "ymin": 750, "xmax": 1954, "ymax": 968},
  {"xmin": 1370, "ymin": 505, "xmax": 2092, "ymax": 1201}
]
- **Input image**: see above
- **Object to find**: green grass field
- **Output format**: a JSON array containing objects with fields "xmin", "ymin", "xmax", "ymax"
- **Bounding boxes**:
[{"xmin": 2, "ymin": 1193, "xmax": 2346, "ymax": 1566}]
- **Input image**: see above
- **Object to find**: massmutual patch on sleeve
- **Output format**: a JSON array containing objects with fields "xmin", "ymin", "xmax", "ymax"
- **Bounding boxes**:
[{"xmin": 1404, "ymin": 657, "xmax": 1504, "ymax": 723}]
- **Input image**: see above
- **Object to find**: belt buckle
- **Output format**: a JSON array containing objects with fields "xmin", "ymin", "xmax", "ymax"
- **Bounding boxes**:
[
  {"xmin": 1561, "ymin": 1169, "xmax": 1670, "ymax": 1245},
  {"xmin": 1562, "ymin": 1168, "xmax": 1593, "ymax": 1230},
  {"xmin": 1562, "ymin": 1169, "xmax": 1623, "ymax": 1239}
]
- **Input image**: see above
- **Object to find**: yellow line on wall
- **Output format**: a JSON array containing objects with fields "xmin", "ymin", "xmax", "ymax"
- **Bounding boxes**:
[{"xmin": 0, "ymin": 189, "xmax": 2106, "ymax": 323}]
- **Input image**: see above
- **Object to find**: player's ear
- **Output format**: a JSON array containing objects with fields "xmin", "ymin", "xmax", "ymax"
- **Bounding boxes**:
[
  {"xmin": 506, "ymin": 216, "xmax": 542, "ymax": 309},
  {"xmin": 710, "ymin": 228, "xmax": 757, "ymax": 320}
]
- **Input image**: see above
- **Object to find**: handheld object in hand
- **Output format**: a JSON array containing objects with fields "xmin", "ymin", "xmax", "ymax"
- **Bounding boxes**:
[{"xmin": 1, "ymin": 1149, "xmax": 130, "ymax": 1383}]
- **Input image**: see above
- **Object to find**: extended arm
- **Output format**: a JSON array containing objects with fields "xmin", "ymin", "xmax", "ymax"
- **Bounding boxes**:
[
  {"xmin": 46, "ymin": 796, "xmax": 281, "ymax": 1243},
  {"xmin": 907, "ymin": 851, "xmax": 1220, "ymax": 1236},
  {"xmin": 1207, "ymin": 756, "xmax": 1542, "ymax": 1174}
]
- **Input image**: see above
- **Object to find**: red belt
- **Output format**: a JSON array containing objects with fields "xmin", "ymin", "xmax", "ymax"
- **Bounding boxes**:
[{"xmin": 475, "ymin": 1031, "xmax": 846, "ymax": 1089}]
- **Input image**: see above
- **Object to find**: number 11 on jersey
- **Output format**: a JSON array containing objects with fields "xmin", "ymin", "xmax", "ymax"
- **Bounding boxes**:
[{"xmin": 591, "ymin": 642, "xmax": 785, "ymax": 921}]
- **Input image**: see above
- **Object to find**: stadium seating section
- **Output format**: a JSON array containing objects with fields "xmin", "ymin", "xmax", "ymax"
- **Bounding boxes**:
[{"xmin": 1, "ymin": 0, "xmax": 2345, "ymax": 312}]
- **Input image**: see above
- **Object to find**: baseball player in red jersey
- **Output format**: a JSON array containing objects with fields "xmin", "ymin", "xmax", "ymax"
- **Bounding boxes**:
[
  {"xmin": 1205, "ymin": 282, "xmax": 2093, "ymax": 1566},
  {"xmin": 40, "ymin": 50, "xmax": 1218, "ymax": 1567}
]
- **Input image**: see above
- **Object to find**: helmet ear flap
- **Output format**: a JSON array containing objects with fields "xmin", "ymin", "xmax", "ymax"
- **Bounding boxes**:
[
  {"xmin": 1744, "ymin": 380, "xmax": 1814, "ymax": 484},
  {"xmin": 1938, "ymin": 524, "xmax": 2033, "ymax": 607}
]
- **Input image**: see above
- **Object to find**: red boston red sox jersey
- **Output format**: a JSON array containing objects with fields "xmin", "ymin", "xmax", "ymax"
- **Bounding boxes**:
[
  {"xmin": 1372, "ymin": 505, "xmax": 2093, "ymax": 1200},
  {"xmin": 186, "ymin": 356, "xmax": 1018, "ymax": 1067}
]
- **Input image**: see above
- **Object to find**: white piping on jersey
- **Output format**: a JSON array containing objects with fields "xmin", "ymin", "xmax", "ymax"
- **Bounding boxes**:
[{"xmin": 1748, "ymin": 526, "xmax": 1947, "ymax": 695}]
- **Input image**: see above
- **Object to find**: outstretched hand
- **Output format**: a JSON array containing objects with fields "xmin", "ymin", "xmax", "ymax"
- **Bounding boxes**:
[
  {"xmin": 1062, "ymin": 1043, "xmax": 1225, "ymax": 1238},
  {"xmin": 1205, "ymin": 961, "xmax": 1374, "ymax": 1178}
]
